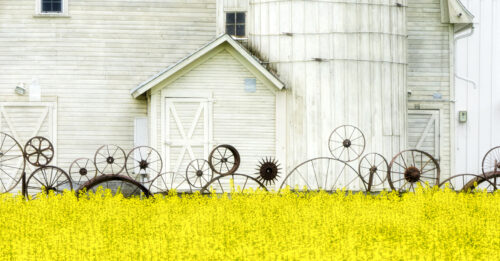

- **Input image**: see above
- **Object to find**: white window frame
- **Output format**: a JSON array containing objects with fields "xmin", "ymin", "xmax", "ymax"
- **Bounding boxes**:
[{"xmin": 35, "ymin": 0, "xmax": 69, "ymax": 17}]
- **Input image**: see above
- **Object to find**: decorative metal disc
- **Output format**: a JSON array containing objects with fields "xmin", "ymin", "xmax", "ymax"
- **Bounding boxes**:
[
  {"xmin": 0, "ymin": 132, "xmax": 26, "ymax": 193},
  {"xmin": 387, "ymin": 149, "xmax": 440, "ymax": 192},
  {"xmin": 186, "ymin": 159, "xmax": 212, "ymax": 188},
  {"xmin": 279, "ymin": 157, "xmax": 364, "ymax": 191},
  {"xmin": 200, "ymin": 173, "xmax": 267, "ymax": 194},
  {"xmin": 255, "ymin": 157, "xmax": 281, "ymax": 186},
  {"xmin": 328, "ymin": 125, "xmax": 365, "ymax": 162},
  {"xmin": 24, "ymin": 136, "xmax": 54, "ymax": 167},
  {"xmin": 358, "ymin": 153, "xmax": 388, "ymax": 191},
  {"xmin": 208, "ymin": 144, "xmax": 241, "ymax": 175},
  {"xmin": 482, "ymin": 146, "xmax": 500, "ymax": 176},
  {"xmin": 94, "ymin": 145, "xmax": 126, "ymax": 175},
  {"xmin": 439, "ymin": 174, "xmax": 497, "ymax": 192},
  {"xmin": 26, "ymin": 166, "xmax": 72, "ymax": 199},
  {"xmin": 125, "ymin": 146, "xmax": 162, "ymax": 181},
  {"xmin": 462, "ymin": 172, "xmax": 499, "ymax": 192},
  {"xmin": 69, "ymin": 158, "xmax": 97, "ymax": 187},
  {"xmin": 76, "ymin": 174, "xmax": 151, "ymax": 198}
]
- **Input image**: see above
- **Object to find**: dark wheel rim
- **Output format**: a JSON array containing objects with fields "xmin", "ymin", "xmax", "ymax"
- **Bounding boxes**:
[
  {"xmin": 482, "ymin": 146, "xmax": 500, "ymax": 176},
  {"xmin": 125, "ymin": 146, "xmax": 162, "ymax": 181},
  {"xmin": 200, "ymin": 173, "xmax": 267, "ymax": 194},
  {"xmin": 26, "ymin": 166, "xmax": 73, "ymax": 199},
  {"xmin": 462, "ymin": 172, "xmax": 499, "ymax": 192},
  {"xmin": 24, "ymin": 136, "xmax": 54, "ymax": 167},
  {"xmin": 208, "ymin": 144, "xmax": 240, "ymax": 175},
  {"xmin": 76, "ymin": 174, "xmax": 151, "ymax": 198},
  {"xmin": 328, "ymin": 125, "xmax": 365, "ymax": 162},
  {"xmin": 0, "ymin": 132, "xmax": 26, "ymax": 193},
  {"xmin": 387, "ymin": 149, "xmax": 440, "ymax": 192},
  {"xmin": 186, "ymin": 159, "xmax": 212, "ymax": 188},
  {"xmin": 358, "ymin": 153, "xmax": 388, "ymax": 191},
  {"xmin": 69, "ymin": 158, "xmax": 97, "ymax": 187},
  {"xmin": 94, "ymin": 145, "xmax": 126, "ymax": 175},
  {"xmin": 439, "ymin": 173, "xmax": 498, "ymax": 192}
]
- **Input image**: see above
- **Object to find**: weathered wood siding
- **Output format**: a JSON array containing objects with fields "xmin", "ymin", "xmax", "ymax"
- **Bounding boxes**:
[
  {"xmin": 0, "ymin": 0, "xmax": 216, "ymax": 175},
  {"xmin": 149, "ymin": 46, "xmax": 277, "ymax": 189},
  {"xmin": 407, "ymin": 0, "xmax": 453, "ymax": 178}
]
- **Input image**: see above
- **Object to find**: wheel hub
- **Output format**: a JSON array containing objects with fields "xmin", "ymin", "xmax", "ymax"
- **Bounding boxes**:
[
  {"xmin": 221, "ymin": 158, "xmax": 228, "ymax": 163},
  {"xmin": 79, "ymin": 168, "xmax": 87, "ymax": 176},
  {"xmin": 139, "ymin": 160, "xmax": 149, "ymax": 170},
  {"xmin": 404, "ymin": 166, "xmax": 421, "ymax": 183},
  {"xmin": 369, "ymin": 166, "xmax": 378, "ymax": 174},
  {"xmin": 106, "ymin": 156, "xmax": 114, "ymax": 164},
  {"xmin": 196, "ymin": 170, "xmax": 204, "ymax": 177},
  {"xmin": 343, "ymin": 139, "xmax": 351, "ymax": 148}
]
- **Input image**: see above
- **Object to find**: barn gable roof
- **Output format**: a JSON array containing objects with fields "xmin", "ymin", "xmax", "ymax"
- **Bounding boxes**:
[{"xmin": 130, "ymin": 34, "xmax": 284, "ymax": 98}]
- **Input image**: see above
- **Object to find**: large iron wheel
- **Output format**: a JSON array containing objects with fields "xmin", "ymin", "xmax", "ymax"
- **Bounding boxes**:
[
  {"xmin": 125, "ymin": 146, "xmax": 162, "ymax": 180},
  {"xmin": 482, "ymin": 146, "xmax": 500, "ymax": 176},
  {"xmin": 76, "ymin": 174, "xmax": 151, "ymax": 198},
  {"xmin": 26, "ymin": 166, "xmax": 73, "ymax": 199},
  {"xmin": 328, "ymin": 125, "xmax": 365, "ymax": 162},
  {"xmin": 387, "ymin": 149, "xmax": 440, "ymax": 192},
  {"xmin": 208, "ymin": 144, "xmax": 240, "ymax": 175},
  {"xmin": 279, "ymin": 157, "xmax": 364, "ymax": 191},
  {"xmin": 69, "ymin": 158, "xmax": 97, "ymax": 187},
  {"xmin": 358, "ymin": 153, "xmax": 388, "ymax": 191},
  {"xmin": 94, "ymin": 145, "xmax": 126, "ymax": 175},
  {"xmin": 439, "ymin": 174, "xmax": 497, "ymax": 192},
  {"xmin": 200, "ymin": 173, "xmax": 267, "ymax": 194},
  {"xmin": 186, "ymin": 159, "xmax": 212, "ymax": 188},
  {"xmin": 24, "ymin": 136, "xmax": 54, "ymax": 167},
  {"xmin": 0, "ymin": 132, "xmax": 26, "ymax": 193}
]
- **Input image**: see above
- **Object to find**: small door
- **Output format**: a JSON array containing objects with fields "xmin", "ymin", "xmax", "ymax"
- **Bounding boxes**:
[
  {"xmin": 165, "ymin": 98, "xmax": 210, "ymax": 190},
  {"xmin": 407, "ymin": 110, "xmax": 440, "ymax": 160}
]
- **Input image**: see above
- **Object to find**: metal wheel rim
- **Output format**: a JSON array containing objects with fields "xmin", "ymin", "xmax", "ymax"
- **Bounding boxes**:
[
  {"xmin": 69, "ymin": 158, "xmax": 97, "ymax": 186},
  {"xmin": 94, "ymin": 145, "xmax": 126, "ymax": 175},
  {"xmin": 76, "ymin": 174, "xmax": 151, "ymax": 198},
  {"xmin": 200, "ymin": 173, "xmax": 267, "ymax": 194},
  {"xmin": 26, "ymin": 166, "xmax": 73, "ymax": 199},
  {"xmin": 0, "ymin": 132, "xmax": 26, "ymax": 193},
  {"xmin": 186, "ymin": 159, "xmax": 212, "ymax": 188},
  {"xmin": 358, "ymin": 153, "xmax": 388, "ymax": 191},
  {"xmin": 439, "ymin": 173, "xmax": 497, "ymax": 192},
  {"xmin": 24, "ymin": 136, "xmax": 54, "ymax": 167},
  {"xmin": 481, "ymin": 146, "xmax": 500, "ymax": 176},
  {"xmin": 208, "ymin": 144, "xmax": 241, "ymax": 175},
  {"xmin": 125, "ymin": 146, "xmax": 163, "ymax": 180},
  {"xmin": 328, "ymin": 125, "xmax": 366, "ymax": 162}
]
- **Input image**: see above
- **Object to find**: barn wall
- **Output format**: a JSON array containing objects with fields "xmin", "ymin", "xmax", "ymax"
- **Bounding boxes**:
[
  {"xmin": 407, "ymin": 0, "xmax": 453, "ymax": 178},
  {"xmin": 454, "ymin": 0, "xmax": 500, "ymax": 174},
  {"xmin": 0, "ymin": 0, "xmax": 216, "ymax": 177},
  {"xmin": 150, "ymin": 46, "xmax": 277, "ymax": 189}
]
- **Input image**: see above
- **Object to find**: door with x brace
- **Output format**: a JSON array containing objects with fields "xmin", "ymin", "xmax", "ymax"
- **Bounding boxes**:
[{"xmin": 165, "ymin": 98, "xmax": 210, "ymax": 190}]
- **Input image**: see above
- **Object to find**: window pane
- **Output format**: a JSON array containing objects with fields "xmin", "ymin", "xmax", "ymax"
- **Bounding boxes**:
[
  {"xmin": 226, "ymin": 12, "xmax": 235, "ymax": 24},
  {"xmin": 226, "ymin": 25, "xmax": 235, "ymax": 36},
  {"xmin": 52, "ymin": 2, "xmax": 62, "ymax": 12},
  {"xmin": 236, "ymin": 25, "xmax": 245, "ymax": 36},
  {"xmin": 42, "ymin": 0, "xmax": 62, "ymax": 12},
  {"xmin": 236, "ymin": 12, "xmax": 245, "ymax": 23},
  {"xmin": 42, "ymin": 3, "xmax": 51, "ymax": 12}
]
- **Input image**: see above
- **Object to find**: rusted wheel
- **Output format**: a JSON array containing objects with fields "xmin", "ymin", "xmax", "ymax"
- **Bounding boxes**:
[
  {"xmin": 358, "ymin": 153, "xmax": 388, "ymax": 191},
  {"xmin": 26, "ymin": 166, "xmax": 72, "ymax": 199},
  {"xmin": 255, "ymin": 157, "xmax": 281, "ymax": 186},
  {"xmin": 94, "ymin": 145, "xmax": 126, "ymax": 175},
  {"xmin": 387, "ymin": 149, "xmax": 440, "ymax": 192},
  {"xmin": 148, "ymin": 172, "xmax": 171, "ymax": 195},
  {"xmin": 0, "ymin": 132, "xmax": 26, "ymax": 193},
  {"xmin": 279, "ymin": 157, "xmax": 364, "ymax": 191},
  {"xmin": 482, "ymin": 146, "xmax": 500, "ymax": 176},
  {"xmin": 328, "ymin": 125, "xmax": 365, "ymax": 162},
  {"xmin": 200, "ymin": 173, "xmax": 267, "ymax": 194},
  {"xmin": 439, "ymin": 174, "xmax": 497, "ymax": 192},
  {"xmin": 24, "ymin": 136, "xmax": 54, "ymax": 167},
  {"xmin": 186, "ymin": 159, "xmax": 212, "ymax": 188},
  {"xmin": 76, "ymin": 174, "xmax": 151, "ymax": 198},
  {"xmin": 125, "ymin": 146, "xmax": 162, "ymax": 181},
  {"xmin": 462, "ymin": 172, "xmax": 499, "ymax": 192},
  {"xmin": 208, "ymin": 144, "xmax": 240, "ymax": 175},
  {"xmin": 69, "ymin": 158, "xmax": 97, "ymax": 187}
]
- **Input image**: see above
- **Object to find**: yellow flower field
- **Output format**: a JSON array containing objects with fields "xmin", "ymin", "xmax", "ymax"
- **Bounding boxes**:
[{"xmin": 0, "ymin": 187, "xmax": 499, "ymax": 260}]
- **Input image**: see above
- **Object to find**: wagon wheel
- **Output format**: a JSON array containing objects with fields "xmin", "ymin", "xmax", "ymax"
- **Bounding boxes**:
[
  {"xmin": 24, "ymin": 136, "xmax": 54, "ymax": 167},
  {"xmin": 186, "ymin": 159, "xmax": 212, "ymax": 188},
  {"xmin": 125, "ymin": 146, "xmax": 162, "ymax": 181},
  {"xmin": 76, "ymin": 174, "xmax": 151, "ymax": 198},
  {"xmin": 255, "ymin": 157, "xmax": 281, "ymax": 186},
  {"xmin": 439, "ymin": 174, "xmax": 497, "ymax": 192},
  {"xmin": 148, "ymin": 172, "xmax": 171, "ymax": 195},
  {"xmin": 279, "ymin": 157, "xmax": 364, "ymax": 191},
  {"xmin": 200, "ymin": 173, "xmax": 267, "ymax": 194},
  {"xmin": 328, "ymin": 125, "xmax": 365, "ymax": 162},
  {"xmin": 387, "ymin": 149, "xmax": 440, "ymax": 192},
  {"xmin": 482, "ymin": 146, "xmax": 500, "ymax": 176},
  {"xmin": 0, "ymin": 132, "xmax": 26, "ymax": 193},
  {"xmin": 358, "ymin": 153, "xmax": 388, "ymax": 191},
  {"xmin": 208, "ymin": 144, "xmax": 240, "ymax": 175},
  {"xmin": 94, "ymin": 145, "xmax": 126, "ymax": 175},
  {"xmin": 26, "ymin": 166, "xmax": 72, "ymax": 199},
  {"xmin": 69, "ymin": 158, "xmax": 97, "ymax": 187},
  {"xmin": 462, "ymin": 172, "xmax": 499, "ymax": 192}
]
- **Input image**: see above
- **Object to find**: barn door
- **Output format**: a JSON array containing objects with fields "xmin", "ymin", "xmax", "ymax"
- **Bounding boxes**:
[
  {"xmin": 0, "ymin": 102, "xmax": 57, "ymax": 174},
  {"xmin": 407, "ymin": 110, "xmax": 440, "ymax": 160},
  {"xmin": 165, "ymin": 98, "xmax": 210, "ymax": 190}
]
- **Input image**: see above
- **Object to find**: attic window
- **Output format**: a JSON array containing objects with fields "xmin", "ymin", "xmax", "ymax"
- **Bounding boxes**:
[
  {"xmin": 41, "ymin": 0, "xmax": 62, "ymax": 12},
  {"xmin": 226, "ymin": 12, "xmax": 246, "ymax": 38}
]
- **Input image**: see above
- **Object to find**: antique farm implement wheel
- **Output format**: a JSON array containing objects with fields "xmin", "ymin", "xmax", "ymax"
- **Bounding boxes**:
[
  {"xmin": 0, "ymin": 132, "xmax": 26, "ymax": 194},
  {"xmin": 387, "ymin": 149, "xmax": 440, "ymax": 192}
]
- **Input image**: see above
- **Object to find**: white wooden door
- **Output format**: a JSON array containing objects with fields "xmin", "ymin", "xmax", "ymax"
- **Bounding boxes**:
[
  {"xmin": 165, "ymin": 98, "xmax": 210, "ymax": 190},
  {"xmin": 407, "ymin": 110, "xmax": 440, "ymax": 160}
]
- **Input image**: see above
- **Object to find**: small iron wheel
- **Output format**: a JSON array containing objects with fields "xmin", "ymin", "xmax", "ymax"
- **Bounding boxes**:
[
  {"xmin": 482, "ymin": 146, "xmax": 500, "ymax": 176},
  {"xmin": 328, "ymin": 125, "xmax": 365, "ymax": 162},
  {"xmin": 358, "ymin": 153, "xmax": 388, "ymax": 191},
  {"xmin": 26, "ymin": 166, "xmax": 73, "ymax": 199},
  {"xmin": 186, "ymin": 159, "xmax": 212, "ymax": 188},
  {"xmin": 387, "ymin": 149, "xmax": 440, "ymax": 192},
  {"xmin": 94, "ymin": 145, "xmax": 126, "ymax": 175},
  {"xmin": 208, "ymin": 144, "xmax": 241, "ymax": 175},
  {"xmin": 69, "ymin": 158, "xmax": 97, "ymax": 186},
  {"xmin": 255, "ymin": 157, "xmax": 281, "ymax": 186},
  {"xmin": 125, "ymin": 146, "xmax": 162, "ymax": 181},
  {"xmin": 24, "ymin": 136, "xmax": 54, "ymax": 167},
  {"xmin": 0, "ymin": 132, "xmax": 26, "ymax": 194}
]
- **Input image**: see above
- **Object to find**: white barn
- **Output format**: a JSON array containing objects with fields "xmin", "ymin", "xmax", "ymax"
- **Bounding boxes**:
[{"xmin": 0, "ymin": 0, "xmax": 479, "ymax": 191}]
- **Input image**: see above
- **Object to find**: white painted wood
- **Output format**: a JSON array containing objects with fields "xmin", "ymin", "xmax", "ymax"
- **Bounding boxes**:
[
  {"xmin": 408, "ymin": 110, "xmax": 440, "ymax": 160},
  {"xmin": 134, "ymin": 117, "xmax": 148, "ymax": 147},
  {"xmin": 454, "ymin": 0, "xmax": 500, "ymax": 175}
]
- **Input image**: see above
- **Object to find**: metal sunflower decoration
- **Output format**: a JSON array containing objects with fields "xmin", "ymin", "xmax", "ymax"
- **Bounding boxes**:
[{"xmin": 255, "ymin": 157, "xmax": 281, "ymax": 186}]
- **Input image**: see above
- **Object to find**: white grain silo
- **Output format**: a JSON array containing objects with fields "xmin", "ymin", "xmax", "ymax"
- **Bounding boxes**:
[{"xmin": 247, "ymin": 0, "xmax": 407, "ymax": 184}]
